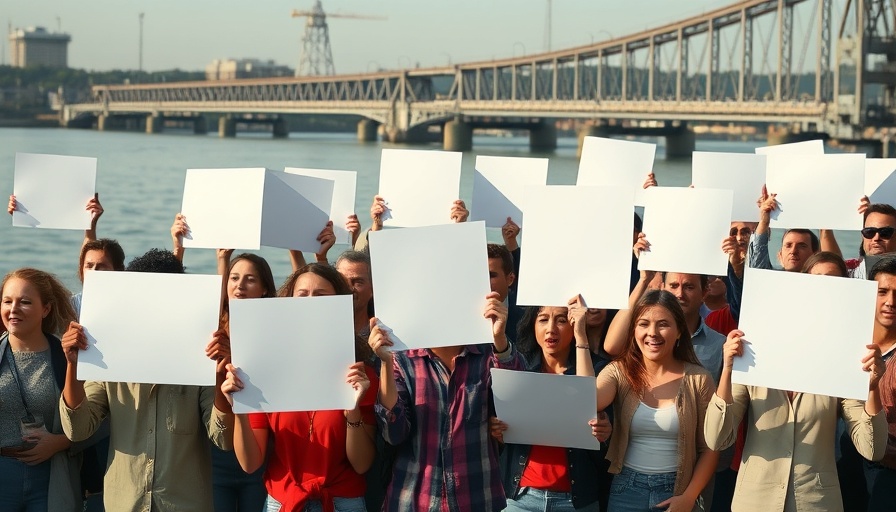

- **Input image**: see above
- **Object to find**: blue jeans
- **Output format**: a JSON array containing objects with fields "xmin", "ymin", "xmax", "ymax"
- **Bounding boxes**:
[
  {"xmin": 0, "ymin": 455, "xmax": 51, "ymax": 512},
  {"xmin": 607, "ymin": 466, "xmax": 677, "ymax": 512},
  {"xmin": 264, "ymin": 494, "xmax": 366, "ymax": 512},
  {"xmin": 211, "ymin": 445, "xmax": 266, "ymax": 512},
  {"xmin": 505, "ymin": 487, "xmax": 600, "ymax": 511}
]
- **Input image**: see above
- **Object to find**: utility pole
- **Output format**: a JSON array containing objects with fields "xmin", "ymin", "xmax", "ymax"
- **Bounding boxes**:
[
  {"xmin": 55, "ymin": 16, "xmax": 61, "ymax": 32},
  {"xmin": 544, "ymin": 0, "xmax": 553, "ymax": 52},
  {"xmin": 138, "ymin": 12, "xmax": 144, "ymax": 72}
]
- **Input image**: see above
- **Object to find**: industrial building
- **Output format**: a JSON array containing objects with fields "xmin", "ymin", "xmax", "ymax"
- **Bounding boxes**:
[{"xmin": 8, "ymin": 26, "xmax": 71, "ymax": 68}]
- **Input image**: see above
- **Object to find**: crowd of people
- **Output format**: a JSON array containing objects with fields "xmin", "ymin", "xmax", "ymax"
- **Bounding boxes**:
[{"xmin": 1, "ymin": 166, "xmax": 895, "ymax": 512}]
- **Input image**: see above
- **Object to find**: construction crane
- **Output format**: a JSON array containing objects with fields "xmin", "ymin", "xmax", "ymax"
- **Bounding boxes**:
[{"xmin": 291, "ymin": 1, "xmax": 386, "ymax": 76}]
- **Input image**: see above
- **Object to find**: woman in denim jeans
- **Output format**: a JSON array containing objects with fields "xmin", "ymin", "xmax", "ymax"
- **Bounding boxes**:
[
  {"xmin": 491, "ymin": 296, "xmax": 613, "ymax": 512},
  {"xmin": 222, "ymin": 264, "xmax": 376, "ymax": 512},
  {"xmin": 597, "ymin": 265, "xmax": 718, "ymax": 512}
]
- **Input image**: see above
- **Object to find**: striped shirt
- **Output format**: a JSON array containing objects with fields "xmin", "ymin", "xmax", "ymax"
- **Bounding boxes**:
[{"xmin": 376, "ymin": 344, "xmax": 523, "ymax": 512}]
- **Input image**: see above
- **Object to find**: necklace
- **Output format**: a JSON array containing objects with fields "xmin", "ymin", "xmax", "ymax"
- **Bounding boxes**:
[{"xmin": 307, "ymin": 411, "xmax": 316, "ymax": 440}]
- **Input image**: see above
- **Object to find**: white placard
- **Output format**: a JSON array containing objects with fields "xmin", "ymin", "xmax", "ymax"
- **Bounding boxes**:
[
  {"xmin": 865, "ymin": 159, "xmax": 896, "ymax": 206},
  {"xmin": 378, "ymin": 149, "xmax": 462, "ymax": 227},
  {"xmin": 734, "ymin": 268, "xmax": 875, "ymax": 400},
  {"xmin": 229, "ymin": 296, "xmax": 357, "ymax": 413},
  {"xmin": 369, "ymin": 221, "xmax": 492, "ymax": 350},
  {"xmin": 181, "ymin": 168, "xmax": 267, "ymax": 249},
  {"xmin": 261, "ymin": 171, "xmax": 334, "ymax": 252},
  {"xmin": 77, "ymin": 272, "xmax": 221, "ymax": 386},
  {"xmin": 471, "ymin": 156, "xmax": 549, "ymax": 228},
  {"xmin": 638, "ymin": 187, "xmax": 733, "ymax": 276},
  {"xmin": 516, "ymin": 186, "xmax": 633, "ymax": 309},
  {"xmin": 577, "ymin": 136, "xmax": 656, "ymax": 206},
  {"xmin": 181, "ymin": 168, "xmax": 333, "ymax": 252},
  {"xmin": 286, "ymin": 167, "xmax": 357, "ymax": 244},
  {"xmin": 692, "ymin": 152, "xmax": 766, "ymax": 222},
  {"xmin": 765, "ymin": 153, "xmax": 865, "ymax": 230},
  {"xmin": 12, "ymin": 152, "xmax": 96, "ymax": 230},
  {"xmin": 755, "ymin": 139, "xmax": 824, "ymax": 156},
  {"xmin": 491, "ymin": 369, "xmax": 599, "ymax": 451}
]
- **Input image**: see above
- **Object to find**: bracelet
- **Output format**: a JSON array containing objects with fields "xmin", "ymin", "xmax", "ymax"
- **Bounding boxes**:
[
  {"xmin": 346, "ymin": 418, "xmax": 363, "ymax": 428},
  {"xmin": 494, "ymin": 343, "xmax": 512, "ymax": 356},
  {"xmin": 575, "ymin": 345, "xmax": 590, "ymax": 350}
]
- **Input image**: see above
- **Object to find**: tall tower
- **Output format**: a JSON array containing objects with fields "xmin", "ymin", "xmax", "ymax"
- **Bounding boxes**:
[{"xmin": 296, "ymin": 0, "xmax": 335, "ymax": 76}]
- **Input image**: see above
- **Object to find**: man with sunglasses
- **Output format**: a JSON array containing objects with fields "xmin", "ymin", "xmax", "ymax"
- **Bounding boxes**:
[{"xmin": 821, "ymin": 203, "xmax": 896, "ymax": 279}]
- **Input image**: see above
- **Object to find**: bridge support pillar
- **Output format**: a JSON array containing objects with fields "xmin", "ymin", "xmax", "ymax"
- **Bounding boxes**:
[
  {"xmin": 357, "ymin": 119, "xmax": 379, "ymax": 142},
  {"xmin": 218, "ymin": 117, "xmax": 237, "ymax": 138},
  {"xmin": 146, "ymin": 114, "xmax": 163, "ymax": 134},
  {"xmin": 577, "ymin": 124, "xmax": 608, "ymax": 157},
  {"xmin": 665, "ymin": 129, "xmax": 695, "ymax": 159},
  {"xmin": 443, "ymin": 119, "xmax": 473, "ymax": 152},
  {"xmin": 193, "ymin": 116, "xmax": 208, "ymax": 135},
  {"xmin": 530, "ymin": 122, "xmax": 558, "ymax": 152},
  {"xmin": 272, "ymin": 117, "xmax": 289, "ymax": 138},
  {"xmin": 766, "ymin": 127, "xmax": 827, "ymax": 147},
  {"xmin": 97, "ymin": 114, "xmax": 109, "ymax": 131}
]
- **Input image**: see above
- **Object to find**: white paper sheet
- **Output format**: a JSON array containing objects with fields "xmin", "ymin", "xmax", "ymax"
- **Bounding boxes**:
[
  {"xmin": 865, "ymin": 158, "xmax": 896, "ymax": 206},
  {"xmin": 181, "ymin": 168, "xmax": 267, "ymax": 250},
  {"xmin": 692, "ymin": 152, "xmax": 766, "ymax": 222},
  {"xmin": 576, "ymin": 136, "xmax": 656, "ymax": 206},
  {"xmin": 261, "ymin": 171, "xmax": 334, "ymax": 252},
  {"xmin": 638, "ymin": 187, "xmax": 733, "ymax": 275},
  {"xmin": 368, "ymin": 221, "xmax": 492, "ymax": 350},
  {"xmin": 765, "ymin": 153, "xmax": 865, "ymax": 230},
  {"xmin": 491, "ymin": 369, "xmax": 599, "ymax": 451},
  {"xmin": 516, "ymin": 186, "xmax": 633, "ymax": 309},
  {"xmin": 471, "ymin": 156, "xmax": 549, "ymax": 228},
  {"xmin": 229, "ymin": 296, "xmax": 357, "ymax": 413},
  {"xmin": 77, "ymin": 271, "xmax": 221, "ymax": 385},
  {"xmin": 754, "ymin": 139, "xmax": 824, "ymax": 155},
  {"xmin": 378, "ymin": 149, "xmax": 462, "ymax": 227},
  {"xmin": 734, "ymin": 268, "xmax": 876, "ymax": 400},
  {"xmin": 285, "ymin": 167, "xmax": 357, "ymax": 245},
  {"xmin": 12, "ymin": 152, "xmax": 96, "ymax": 230}
]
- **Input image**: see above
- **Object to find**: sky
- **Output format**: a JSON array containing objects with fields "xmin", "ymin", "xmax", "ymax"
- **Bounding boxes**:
[{"xmin": 4, "ymin": 1, "xmax": 731, "ymax": 73}]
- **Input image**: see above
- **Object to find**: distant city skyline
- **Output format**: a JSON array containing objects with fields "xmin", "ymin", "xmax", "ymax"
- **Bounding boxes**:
[{"xmin": 4, "ymin": 1, "xmax": 726, "ymax": 73}]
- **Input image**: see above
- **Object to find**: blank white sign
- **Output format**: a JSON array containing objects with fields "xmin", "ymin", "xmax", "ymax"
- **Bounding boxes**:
[
  {"xmin": 577, "ymin": 136, "xmax": 656, "ymax": 206},
  {"xmin": 516, "ymin": 186, "xmax": 633, "ymax": 309},
  {"xmin": 492, "ymin": 369, "xmax": 599, "ymax": 451},
  {"xmin": 735, "ymin": 268, "xmax": 875, "ymax": 400},
  {"xmin": 369, "ymin": 221, "xmax": 492, "ymax": 350},
  {"xmin": 692, "ymin": 152, "xmax": 766, "ymax": 222},
  {"xmin": 865, "ymin": 159, "xmax": 896, "ymax": 206},
  {"xmin": 765, "ymin": 153, "xmax": 865, "ymax": 230},
  {"xmin": 13, "ymin": 152, "xmax": 96, "ymax": 230},
  {"xmin": 639, "ymin": 187, "xmax": 733, "ymax": 276},
  {"xmin": 261, "ymin": 171, "xmax": 334, "ymax": 252},
  {"xmin": 77, "ymin": 271, "xmax": 221, "ymax": 386},
  {"xmin": 286, "ymin": 167, "xmax": 357, "ymax": 245},
  {"xmin": 755, "ymin": 139, "xmax": 824, "ymax": 156},
  {"xmin": 471, "ymin": 155, "xmax": 549, "ymax": 228},
  {"xmin": 229, "ymin": 296, "xmax": 357, "ymax": 413},
  {"xmin": 378, "ymin": 149, "xmax": 462, "ymax": 227}
]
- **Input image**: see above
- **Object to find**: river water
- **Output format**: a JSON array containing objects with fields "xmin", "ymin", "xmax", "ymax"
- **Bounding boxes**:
[{"xmin": 0, "ymin": 127, "xmax": 861, "ymax": 293}]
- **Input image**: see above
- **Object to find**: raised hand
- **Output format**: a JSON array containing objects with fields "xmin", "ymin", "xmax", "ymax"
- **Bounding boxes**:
[
  {"xmin": 642, "ymin": 173, "xmax": 658, "ymax": 189},
  {"xmin": 368, "ymin": 317, "xmax": 394, "ymax": 363},
  {"xmin": 317, "ymin": 221, "xmax": 336, "ymax": 260},
  {"xmin": 345, "ymin": 214, "xmax": 361, "ymax": 246},
  {"xmin": 221, "ymin": 363, "xmax": 244, "ymax": 407},
  {"xmin": 206, "ymin": 328, "xmax": 231, "ymax": 373},
  {"xmin": 370, "ymin": 195, "xmax": 387, "ymax": 231},
  {"xmin": 346, "ymin": 361, "xmax": 371, "ymax": 407},
  {"xmin": 502, "ymin": 217, "xmax": 520, "ymax": 250},
  {"xmin": 7, "ymin": 194, "xmax": 16, "ymax": 215},
  {"xmin": 86, "ymin": 193, "xmax": 103, "ymax": 225},
  {"xmin": 483, "ymin": 291, "xmax": 508, "ymax": 342},
  {"xmin": 567, "ymin": 294, "xmax": 588, "ymax": 334},
  {"xmin": 60, "ymin": 321, "xmax": 88, "ymax": 366},
  {"xmin": 450, "ymin": 199, "xmax": 469, "ymax": 223},
  {"xmin": 589, "ymin": 411, "xmax": 612, "ymax": 443},
  {"xmin": 489, "ymin": 417, "xmax": 508, "ymax": 443},
  {"xmin": 722, "ymin": 330, "xmax": 746, "ymax": 370}
]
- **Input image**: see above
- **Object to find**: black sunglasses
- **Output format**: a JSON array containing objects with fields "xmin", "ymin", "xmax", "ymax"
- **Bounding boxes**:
[
  {"xmin": 729, "ymin": 227, "xmax": 753, "ymax": 237},
  {"xmin": 861, "ymin": 226, "xmax": 896, "ymax": 240}
]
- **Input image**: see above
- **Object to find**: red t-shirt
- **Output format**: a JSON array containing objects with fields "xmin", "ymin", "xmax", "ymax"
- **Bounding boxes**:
[
  {"xmin": 248, "ymin": 365, "xmax": 378, "ymax": 511},
  {"xmin": 518, "ymin": 445, "xmax": 571, "ymax": 492},
  {"xmin": 705, "ymin": 305, "xmax": 737, "ymax": 338}
]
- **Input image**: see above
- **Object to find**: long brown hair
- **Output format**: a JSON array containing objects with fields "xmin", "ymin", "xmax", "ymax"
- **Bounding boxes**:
[
  {"xmin": 618, "ymin": 289, "xmax": 701, "ymax": 394},
  {"xmin": 1, "ymin": 268, "xmax": 76, "ymax": 336}
]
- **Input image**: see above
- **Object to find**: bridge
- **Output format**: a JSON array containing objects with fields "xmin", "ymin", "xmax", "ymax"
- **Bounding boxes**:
[{"xmin": 62, "ymin": 0, "xmax": 896, "ymax": 156}]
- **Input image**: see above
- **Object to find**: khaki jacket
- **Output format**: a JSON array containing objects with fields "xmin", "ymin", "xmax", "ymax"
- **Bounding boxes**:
[{"xmin": 704, "ymin": 386, "xmax": 887, "ymax": 512}]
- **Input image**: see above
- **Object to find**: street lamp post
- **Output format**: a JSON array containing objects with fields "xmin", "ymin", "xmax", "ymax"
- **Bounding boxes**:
[{"xmin": 138, "ymin": 13, "xmax": 145, "ymax": 73}]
